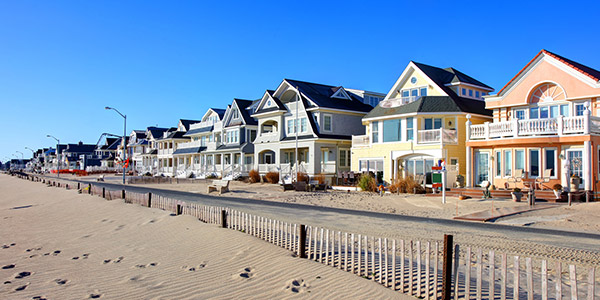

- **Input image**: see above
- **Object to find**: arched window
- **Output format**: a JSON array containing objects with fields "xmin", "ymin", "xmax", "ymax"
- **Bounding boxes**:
[{"xmin": 528, "ymin": 83, "xmax": 566, "ymax": 104}]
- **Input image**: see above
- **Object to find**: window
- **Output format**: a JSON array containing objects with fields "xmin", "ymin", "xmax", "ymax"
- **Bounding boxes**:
[
  {"xmin": 369, "ymin": 96, "xmax": 380, "ymax": 106},
  {"xmin": 529, "ymin": 149, "xmax": 540, "ymax": 177},
  {"xmin": 301, "ymin": 118, "xmax": 307, "ymax": 133},
  {"xmin": 545, "ymin": 149, "xmax": 556, "ymax": 177},
  {"xmin": 468, "ymin": 89, "xmax": 473, "ymax": 97},
  {"xmin": 560, "ymin": 104, "xmax": 569, "ymax": 116},
  {"xmin": 575, "ymin": 103, "xmax": 585, "ymax": 116},
  {"xmin": 450, "ymin": 158, "xmax": 458, "ymax": 165},
  {"xmin": 504, "ymin": 150, "xmax": 512, "ymax": 177},
  {"xmin": 411, "ymin": 89, "xmax": 418, "ymax": 98},
  {"xmin": 495, "ymin": 151, "xmax": 501, "ymax": 177},
  {"xmin": 515, "ymin": 149, "xmax": 525, "ymax": 171},
  {"xmin": 339, "ymin": 149, "xmax": 350, "ymax": 167},
  {"xmin": 402, "ymin": 90, "xmax": 409, "ymax": 98},
  {"xmin": 287, "ymin": 119, "xmax": 296, "ymax": 134},
  {"xmin": 476, "ymin": 91, "xmax": 480, "ymax": 98},
  {"xmin": 515, "ymin": 110, "xmax": 525, "ymax": 120},
  {"xmin": 420, "ymin": 88, "xmax": 427, "ymax": 96},
  {"xmin": 232, "ymin": 109, "xmax": 239, "ymax": 119},
  {"xmin": 323, "ymin": 115, "xmax": 332, "ymax": 131},
  {"xmin": 550, "ymin": 106, "xmax": 559, "ymax": 118},
  {"xmin": 424, "ymin": 118, "xmax": 442, "ymax": 130},
  {"xmin": 540, "ymin": 106, "xmax": 549, "ymax": 118},
  {"xmin": 249, "ymin": 130, "xmax": 257, "ymax": 142},
  {"xmin": 462, "ymin": 88, "xmax": 466, "ymax": 95},
  {"xmin": 245, "ymin": 156, "xmax": 252, "ymax": 165},
  {"xmin": 530, "ymin": 107, "xmax": 539, "ymax": 119},
  {"xmin": 383, "ymin": 119, "xmax": 401, "ymax": 142},
  {"xmin": 400, "ymin": 87, "xmax": 426, "ymax": 100},
  {"xmin": 372, "ymin": 121, "xmax": 379, "ymax": 143},
  {"xmin": 406, "ymin": 117, "xmax": 414, "ymax": 141}
]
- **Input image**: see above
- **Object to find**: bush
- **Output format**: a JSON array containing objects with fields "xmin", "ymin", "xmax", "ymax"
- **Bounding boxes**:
[
  {"xmin": 389, "ymin": 176, "xmax": 425, "ymax": 194},
  {"xmin": 265, "ymin": 171, "xmax": 280, "ymax": 184},
  {"xmin": 358, "ymin": 173, "xmax": 377, "ymax": 192},
  {"xmin": 297, "ymin": 172, "xmax": 308, "ymax": 183},
  {"xmin": 249, "ymin": 169, "xmax": 260, "ymax": 183}
]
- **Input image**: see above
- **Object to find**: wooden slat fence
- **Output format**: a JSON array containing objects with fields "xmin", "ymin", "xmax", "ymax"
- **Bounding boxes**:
[{"xmin": 24, "ymin": 176, "xmax": 600, "ymax": 300}]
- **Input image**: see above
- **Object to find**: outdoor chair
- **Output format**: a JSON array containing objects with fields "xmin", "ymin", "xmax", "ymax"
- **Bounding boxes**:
[
  {"xmin": 507, "ymin": 169, "xmax": 524, "ymax": 189},
  {"xmin": 535, "ymin": 169, "xmax": 552, "ymax": 190},
  {"xmin": 342, "ymin": 171, "xmax": 348, "ymax": 185},
  {"xmin": 348, "ymin": 171, "xmax": 355, "ymax": 185},
  {"xmin": 337, "ymin": 170, "xmax": 343, "ymax": 186}
]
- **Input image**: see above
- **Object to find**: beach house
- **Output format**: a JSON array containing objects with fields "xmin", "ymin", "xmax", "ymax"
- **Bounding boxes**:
[
  {"xmin": 465, "ymin": 50, "xmax": 600, "ymax": 194},
  {"xmin": 155, "ymin": 119, "xmax": 201, "ymax": 177},
  {"xmin": 127, "ymin": 130, "xmax": 149, "ymax": 174},
  {"xmin": 140, "ymin": 126, "xmax": 170, "ymax": 175},
  {"xmin": 252, "ymin": 79, "xmax": 384, "ymax": 183},
  {"xmin": 351, "ymin": 61, "xmax": 494, "ymax": 186}
]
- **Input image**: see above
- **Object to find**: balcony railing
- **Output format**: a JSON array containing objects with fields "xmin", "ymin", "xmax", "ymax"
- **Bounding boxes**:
[
  {"xmin": 379, "ymin": 96, "xmax": 419, "ymax": 108},
  {"xmin": 206, "ymin": 141, "xmax": 221, "ymax": 151},
  {"xmin": 417, "ymin": 128, "xmax": 458, "ymax": 144},
  {"xmin": 255, "ymin": 131, "xmax": 280, "ymax": 143},
  {"xmin": 178, "ymin": 140, "xmax": 204, "ymax": 149},
  {"xmin": 468, "ymin": 115, "xmax": 600, "ymax": 140},
  {"xmin": 188, "ymin": 119, "xmax": 218, "ymax": 130},
  {"xmin": 352, "ymin": 135, "xmax": 369, "ymax": 147}
]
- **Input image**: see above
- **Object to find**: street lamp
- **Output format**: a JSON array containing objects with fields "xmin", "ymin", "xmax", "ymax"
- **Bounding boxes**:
[
  {"xmin": 105, "ymin": 106, "xmax": 127, "ymax": 184},
  {"xmin": 47, "ymin": 135, "xmax": 60, "ymax": 177},
  {"xmin": 25, "ymin": 147, "xmax": 36, "ymax": 172}
]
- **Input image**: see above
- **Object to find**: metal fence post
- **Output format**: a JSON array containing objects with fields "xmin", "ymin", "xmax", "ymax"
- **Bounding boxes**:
[{"xmin": 442, "ymin": 234, "xmax": 454, "ymax": 300}]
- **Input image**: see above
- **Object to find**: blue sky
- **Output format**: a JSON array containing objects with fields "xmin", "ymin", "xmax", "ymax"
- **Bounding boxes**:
[{"xmin": 2, "ymin": 0, "xmax": 600, "ymax": 161}]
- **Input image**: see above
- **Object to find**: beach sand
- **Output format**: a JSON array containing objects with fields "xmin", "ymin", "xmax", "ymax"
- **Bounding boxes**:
[{"xmin": 0, "ymin": 174, "xmax": 409, "ymax": 299}]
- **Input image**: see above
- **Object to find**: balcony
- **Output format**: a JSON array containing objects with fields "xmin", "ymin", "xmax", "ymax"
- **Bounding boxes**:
[
  {"xmin": 178, "ymin": 140, "xmax": 204, "ymax": 149},
  {"xmin": 417, "ymin": 128, "xmax": 458, "ymax": 144},
  {"xmin": 206, "ymin": 141, "xmax": 221, "ymax": 151},
  {"xmin": 255, "ymin": 131, "xmax": 280, "ymax": 143},
  {"xmin": 468, "ymin": 115, "xmax": 600, "ymax": 141},
  {"xmin": 352, "ymin": 135, "xmax": 369, "ymax": 147},
  {"xmin": 379, "ymin": 96, "xmax": 419, "ymax": 108}
]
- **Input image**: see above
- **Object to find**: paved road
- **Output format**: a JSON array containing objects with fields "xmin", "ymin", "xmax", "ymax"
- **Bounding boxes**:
[{"xmin": 47, "ymin": 176, "xmax": 600, "ymax": 264}]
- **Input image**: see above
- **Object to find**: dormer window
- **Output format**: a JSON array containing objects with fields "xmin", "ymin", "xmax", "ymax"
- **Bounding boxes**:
[
  {"xmin": 331, "ymin": 88, "xmax": 350, "ymax": 100},
  {"xmin": 232, "ymin": 109, "xmax": 240, "ymax": 119},
  {"xmin": 267, "ymin": 100, "xmax": 272, "ymax": 107}
]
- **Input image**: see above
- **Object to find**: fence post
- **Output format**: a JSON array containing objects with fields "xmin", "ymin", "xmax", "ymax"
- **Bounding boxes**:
[
  {"xmin": 176, "ymin": 204, "xmax": 182, "ymax": 215},
  {"xmin": 221, "ymin": 210, "xmax": 227, "ymax": 228},
  {"xmin": 148, "ymin": 193, "xmax": 152, "ymax": 207},
  {"xmin": 442, "ymin": 234, "xmax": 454, "ymax": 300},
  {"xmin": 78, "ymin": 183, "xmax": 80, "ymax": 190},
  {"xmin": 102, "ymin": 187, "xmax": 105, "ymax": 198},
  {"xmin": 88, "ymin": 184, "xmax": 91, "ymax": 194},
  {"xmin": 122, "ymin": 189, "xmax": 125, "ymax": 199},
  {"xmin": 299, "ymin": 224, "xmax": 306, "ymax": 258}
]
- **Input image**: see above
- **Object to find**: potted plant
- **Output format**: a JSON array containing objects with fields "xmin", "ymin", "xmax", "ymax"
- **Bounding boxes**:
[
  {"xmin": 511, "ymin": 187, "xmax": 523, "ymax": 202},
  {"xmin": 552, "ymin": 184, "xmax": 563, "ymax": 199},
  {"xmin": 570, "ymin": 175, "xmax": 581, "ymax": 192}
]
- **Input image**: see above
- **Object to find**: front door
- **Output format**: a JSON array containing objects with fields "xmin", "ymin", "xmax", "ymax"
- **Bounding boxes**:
[
  {"xmin": 567, "ymin": 150, "xmax": 583, "ymax": 188},
  {"xmin": 475, "ymin": 151, "xmax": 489, "ymax": 186}
]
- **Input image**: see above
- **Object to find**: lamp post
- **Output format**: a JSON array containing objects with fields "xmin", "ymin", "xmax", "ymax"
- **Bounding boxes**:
[
  {"xmin": 47, "ymin": 135, "xmax": 60, "ymax": 177},
  {"xmin": 105, "ymin": 106, "xmax": 127, "ymax": 184},
  {"xmin": 25, "ymin": 147, "xmax": 36, "ymax": 172}
]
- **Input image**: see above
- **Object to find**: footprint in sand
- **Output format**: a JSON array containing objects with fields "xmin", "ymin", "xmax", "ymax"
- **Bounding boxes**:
[
  {"xmin": 33, "ymin": 296, "xmax": 48, "ymax": 300},
  {"xmin": 115, "ymin": 225, "xmax": 125, "ymax": 231},
  {"xmin": 285, "ymin": 279, "xmax": 309, "ymax": 293},
  {"xmin": 15, "ymin": 283, "xmax": 29, "ymax": 291},
  {"xmin": 54, "ymin": 279, "xmax": 68, "ymax": 285},
  {"xmin": 104, "ymin": 256, "xmax": 124, "ymax": 264},
  {"xmin": 181, "ymin": 262, "xmax": 206, "ymax": 272},
  {"xmin": 15, "ymin": 271, "xmax": 32, "ymax": 279},
  {"xmin": 72, "ymin": 253, "xmax": 90, "ymax": 260},
  {"xmin": 25, "ymin": 247, "xmax": 42, "ymax": 252},
  {"xmin": 89, "ymin": 292, "xmax": 102, "ymax": 298},
  {"xmin": 135, "ymin": 262, "xmax": 158, "ymax": 269},
  {"xmin": 238, "ymin": 267, "xmax": 254, "ymax": 279},
  {"xmin": 52, "ymin": 250, "xmax": 61, "ymax": 256},
  {"xmin": 1, "ymin": 243, "xmax": 16, "ymax": 249},
  {"xmin": 2, "ymin": 264, "xmax": 15, "ymax": 269}
]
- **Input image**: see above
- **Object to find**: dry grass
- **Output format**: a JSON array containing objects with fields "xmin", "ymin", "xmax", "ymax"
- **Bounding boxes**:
[
  {"xmin": 248, "ymin": 169, "xmax": 260, "ymax": 183},
  {"xmin": 265, "ymin": 171, "xmax": 279, "ymax": 184}
]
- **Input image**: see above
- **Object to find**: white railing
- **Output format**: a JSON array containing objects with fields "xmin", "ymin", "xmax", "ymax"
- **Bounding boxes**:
[
  {"xmin": 417, "ymin": 129, "xmax": 457, "ymax": 144},
  {"xmin": 321, "ymin": 163, "xmax": 336, "ymax": 174},
  {"xmin": 177, "ymin": 140, "xmax": 204, "ymax": 149},
  {"xmin": 158, "ymin": 149, "xmax": 174, "ymax": 156},
  {"xmin": 469, "ymin": 114, "xmax": 600, "ymax": 140},
  {"xmin": 258, "ymin": 164, "xmax": 279, "ymax": 173},
  {"xmin": 188, "ymin": 119, "xmax": 218, "ymax": 130},
  {"xmin": 379, "ymin": 96, "xmax": 419, "ymax": 108},
  {"xmin": 256, "ymin": 131, "xmax": 280, "ymax": 143},
  {"xmin": 352, "ymin": 135, "xmax": 370, "ymax": 147},
  {"xmin": 206, "ymin": 141, "xmax": 221, "ymax": 151}
]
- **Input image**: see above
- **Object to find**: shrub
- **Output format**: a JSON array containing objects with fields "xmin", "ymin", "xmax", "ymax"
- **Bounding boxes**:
[
  {"xmin": 297, "ymin": 172, "xmax": 308, "ymax": 183},
  {"xmin": 358, "ymin": 173, "xmax": 377, "ymax": 192},
  {"xmin": 389, "ymin": 176, "xmax": 425, "ymax": 194},
  {"xmin": 265, "ymin": 171, "xmax": 280, "ymax": 184},
  {"xmin": 249, "ymin": 169, "xmax": 260, "ymax": 183},
  {"xmin": 552, "ymin": 183, "xmax": 562, "ymax": 191},
  {"xmin": 314, "ymin": 173, "xmax": 326, "ymax": 184}
]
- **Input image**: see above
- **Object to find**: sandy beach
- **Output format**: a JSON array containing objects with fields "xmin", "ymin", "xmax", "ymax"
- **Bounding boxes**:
[{"xmin": 0, "ymin": 174, "xmax": 409, "ymax": 299}]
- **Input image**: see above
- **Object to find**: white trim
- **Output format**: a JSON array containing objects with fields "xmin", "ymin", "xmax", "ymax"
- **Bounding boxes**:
[
  {"xmin": 363, "ymin": 111, "xmax": 491, "ymax": 122},
  {"xmin": 444, "ymin": 81, "xmax": 494, "ymax": 92},
  {"xmin": 305, "ymin": 107, "xmax": 368, "ymax": 115},
  {"xmin": 322, "ymin": 114, "xmax": 333, "ymax": 132},
  {"xmin": 331, "ymin": 88, "xmax": 351, "ymax": 100},
  {"xmin": 383, "ymin": 62, "xmax": 448, "ymax": 101}
]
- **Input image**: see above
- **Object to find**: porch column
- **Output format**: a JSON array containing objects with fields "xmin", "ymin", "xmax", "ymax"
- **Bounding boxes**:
[
  {"xmin": 391, "ymin": 159, "xmax": 397, "ymax": 182},
  {"xmin": 584, "ymin": 140, "xmax": 592, "ymax": 191},
  {"xmin": 466, "ymin": 146, "xmax": 472, "ymax": 188}
]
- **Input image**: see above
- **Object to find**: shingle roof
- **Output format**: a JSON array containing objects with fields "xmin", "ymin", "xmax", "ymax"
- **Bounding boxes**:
[
  {"xmin": 173, "ymin": 146, "xmax": 206, "ymax": 155},
  {"xmin": 412, "ymin": 62, "xmax": 493, "ymax": 95},
  {"xmin": 211, "ymin": 108, "xmax": 227, "ymax": 119},
  {"xmin": 157, "ymin": 131, "xmax": 189, "ymax": 140},
  {"xmin": 147, "ymin": 127, "xmax": 169, "ymax": 139},
  {"xmin": 184, "ymin": 126, "xmax": 213, "ymax": 136},
  {"xmin": 232, "ymin": 99, "xmax": 258, "ymax": 126},
  {"xmin": 284, "ymin": 79, "xmax": 375, "ymax": 113},
  {"xmin": 65, "ymin": 143, "xmax": 96, "ymax": 154},
  {"xmin": 180, "ymin": 119, "xmax": 202, "ymax": 131},
  {"xmin": 364, "ymin": 96, "xmax": 492, "ymax": 119}
]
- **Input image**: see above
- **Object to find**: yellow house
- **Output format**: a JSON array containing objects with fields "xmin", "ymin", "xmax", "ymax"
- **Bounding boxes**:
[{"xmin": 351, "ymin": 61, "xmax": 494, "ymax": 186}]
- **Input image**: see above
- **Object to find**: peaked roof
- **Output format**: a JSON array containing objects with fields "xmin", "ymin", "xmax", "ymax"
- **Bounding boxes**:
[
  {"xmin": 229, "ymin": 98, "xmax": 258, "ymax": 126},
  {"xmin": 211, "ymin": 108, "xmax": 226, "ymax": 119},
  {"xmin": 497, "ymin": 49, "xmax": 600, "ymax": 95},
  {"xmin": 179, "ymin": 119, "xmax": 201, "ymax": 131},
  {"xmin": 64, "ymin": 143, "xmax": 96, "ymax": 153},
  {"xmin": 147, "ymin": 127, "xmax": 170, "ymax": 139},
  {"xmin": 412, "ymin": 62, "xmax": 493, "ymax": 93},
  {"xmin": 364, "ymin": 96, "xmax": 492, "ymax": 120},
  {"xmin": 284, "ymin": 79, "xmax": 375, "ymax": 113}
]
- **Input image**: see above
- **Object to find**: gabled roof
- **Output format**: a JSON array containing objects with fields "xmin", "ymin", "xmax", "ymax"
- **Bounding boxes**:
[
  {"xmin": 497, "ymin": 49, "xmax": 600, "ymax": 95},
  {"xmin": 211, "ymin": 108, "xmax": 226, "ymax": 119},
  {"xmin": 364, "ymin": 96, "xmax": 492, "ymax": 120},
  {"xmin": 184, "ymin": 126, "xmax": 213, "ymax": 136},
  {"xmin": 64, "ymin": 143, "xmax": 97, "ymax": 154},
  {"xmin": 284, "ymin": 79, "xmax": 374, "ymax": 113},
  {"xmin": 147, "ymin": 127, "xmax": 170, "ymax": 139},
  {"xmin": 252, "ymin": 90, "xmax": 287, "ymax": 116},
  {"xmin": 157, "ymin": 131, "xmax": 189, "ymax": 140},
  {"xmin": 226, "ymin": 99, "xmax": 258, "ymax": 127},
  {"xmin": 179, "ymin": 119, "xmax": 202, "ymax": 131},
  {"xmin": 132, "ymin": 130, "xmax": 146, "ymax": 139},
  {"xmin": 412, "ymin": 62, "xmax": 493, "ymax": 94}
]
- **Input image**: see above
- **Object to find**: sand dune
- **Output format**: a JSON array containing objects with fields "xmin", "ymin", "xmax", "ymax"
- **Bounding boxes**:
[{"xmin": 0, "ymin": 174, "xmax": 410, "ymax": 299}]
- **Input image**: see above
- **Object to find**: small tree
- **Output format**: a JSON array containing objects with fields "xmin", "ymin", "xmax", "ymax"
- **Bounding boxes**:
[{"xmin": 358, "ymin": 173, "xmax": 377, "ymax": 192}]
